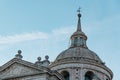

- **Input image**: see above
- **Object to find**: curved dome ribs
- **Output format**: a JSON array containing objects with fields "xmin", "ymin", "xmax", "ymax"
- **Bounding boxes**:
[{"xmin": 55, "ymin": 47, "xmax": 102, "ymax": 64}]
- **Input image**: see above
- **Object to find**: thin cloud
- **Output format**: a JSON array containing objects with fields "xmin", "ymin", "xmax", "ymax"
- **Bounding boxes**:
[
  {"xmin": 0, "ymin": 26, "xmax": 75, "ymax": 45},
  {"xmin": 0, "ymin": 32, "xmax": 49, "ymax": 44},
  {"xmin": 0, "ymin": 13, "xmax": 119, "ymax": 45}
]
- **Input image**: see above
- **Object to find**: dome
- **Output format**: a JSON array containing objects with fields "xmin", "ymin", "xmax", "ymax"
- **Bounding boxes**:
[
  {"xmin": 56, "ymin": 47, "xmax": 102, "ymax": 63},
  {"xmin": 49, "ymin": 11, "xmax": 113, "ymax": 80},
  {"xmin": 53, "ymin": 12, "xmax": 103, "ymax": 64}
]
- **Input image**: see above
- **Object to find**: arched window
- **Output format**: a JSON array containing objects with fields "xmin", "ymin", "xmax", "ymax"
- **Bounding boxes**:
[
  {"xmin": 85, "ymin": 71, "xmax": 94, "ymax": 80},
  {"xmin": 61, "ymin": 71, "xmax": 70, "ymax": 80},
  {"xmin": 74, "ymin": 37, "xmax": 78, "ymax": 46},
  {"xmin": 80, "ymin": 37, "xmax": 83, "ymax": 45},
  {"xmin": 75, "ymin": 77, "xmax": 79, "ymax": 80}
]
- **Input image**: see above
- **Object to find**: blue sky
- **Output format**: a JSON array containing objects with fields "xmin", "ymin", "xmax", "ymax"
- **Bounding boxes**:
[{"xmin": 0, "ymin": 0, "xmax": 119, "ymax": 80}]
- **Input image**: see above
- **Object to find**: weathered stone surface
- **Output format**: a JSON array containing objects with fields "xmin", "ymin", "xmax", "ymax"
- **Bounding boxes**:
[
  {"xmin": 0, "ymin": 63, "xmax": 41, "ymax": 79},
  {"xmin": 0, "ymin": 59, "xmax": 63, "ymax": 80}
]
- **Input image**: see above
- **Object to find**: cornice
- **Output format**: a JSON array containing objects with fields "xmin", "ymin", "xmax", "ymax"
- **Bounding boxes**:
[{"xmin": 49, "ymin": 57, "xmax": 113, "ymax": 79}]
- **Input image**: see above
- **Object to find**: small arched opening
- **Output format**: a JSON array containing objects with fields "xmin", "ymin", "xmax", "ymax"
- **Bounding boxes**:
[
  {"xmin": 74, "ymin": 37, "xmax": 78, "ymax": 46},
  {"xmin": 85, "ymin": 71, "xmax": 94, "ymax": 80},
  {"xmin": 61, "ymin": 71, "xmax": 70, "ymax": 80}
]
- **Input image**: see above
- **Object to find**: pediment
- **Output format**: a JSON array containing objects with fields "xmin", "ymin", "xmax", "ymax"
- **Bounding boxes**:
[{"xmin": 0, "ymin": 59, "xmax": 44, "ymax": 79}]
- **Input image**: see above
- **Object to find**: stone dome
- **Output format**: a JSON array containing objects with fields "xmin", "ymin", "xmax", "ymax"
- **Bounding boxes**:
[
  {"xmin": 53, "ymin": 12, "xmax": 103, "ymax": 64},
  {"xmin": 56, "ymin": 47, "xmax": 102, "ymax": 63}
]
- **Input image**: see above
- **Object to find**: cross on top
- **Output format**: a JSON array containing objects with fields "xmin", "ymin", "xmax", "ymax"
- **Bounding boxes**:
[{"xmin": 77, "ymin": 7, "xmax": 81, "ymax": 13}]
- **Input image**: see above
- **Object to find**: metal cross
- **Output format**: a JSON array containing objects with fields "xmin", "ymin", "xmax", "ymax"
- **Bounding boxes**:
[{"xmin": 77, "ymin": 7, "xmax": 81, "ymax": 13}]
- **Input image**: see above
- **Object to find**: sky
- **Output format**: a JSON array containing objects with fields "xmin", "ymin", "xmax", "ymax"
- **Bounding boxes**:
[{"xmin": 0, "ymin": 0, "xmax": 119, "ymax": 80}]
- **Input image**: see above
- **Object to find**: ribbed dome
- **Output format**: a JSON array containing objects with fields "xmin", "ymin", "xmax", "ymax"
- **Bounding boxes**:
[{"xmin": 56, "ymin": 47, "xmax": 102, "ymax": 62}]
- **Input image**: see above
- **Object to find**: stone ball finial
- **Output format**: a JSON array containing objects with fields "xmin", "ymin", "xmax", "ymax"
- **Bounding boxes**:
[
  {"xmin": 15, "ymin": 50, "xmax": 23, "ymax": 59},
  {"xmin": 37, "ymin": 57, "xmax": 41, "ymax": 61},
  {"xmin": 18, "ymin": 50, "xmax": 22, "ymax": 54},
  {"xmin": 78, "ymin": 13, "xmax": 81, "ymax": 17},
  {"xmin": 45, "ymin": 55, "xmax": 49, "ymax": 60},
  {"xmin": 77, "ymin": 7, "xmax": 81, "ymax": 18},
  {"xmin": 35, "ymin": 57, "xmax": 42, "ymax": 66}
]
